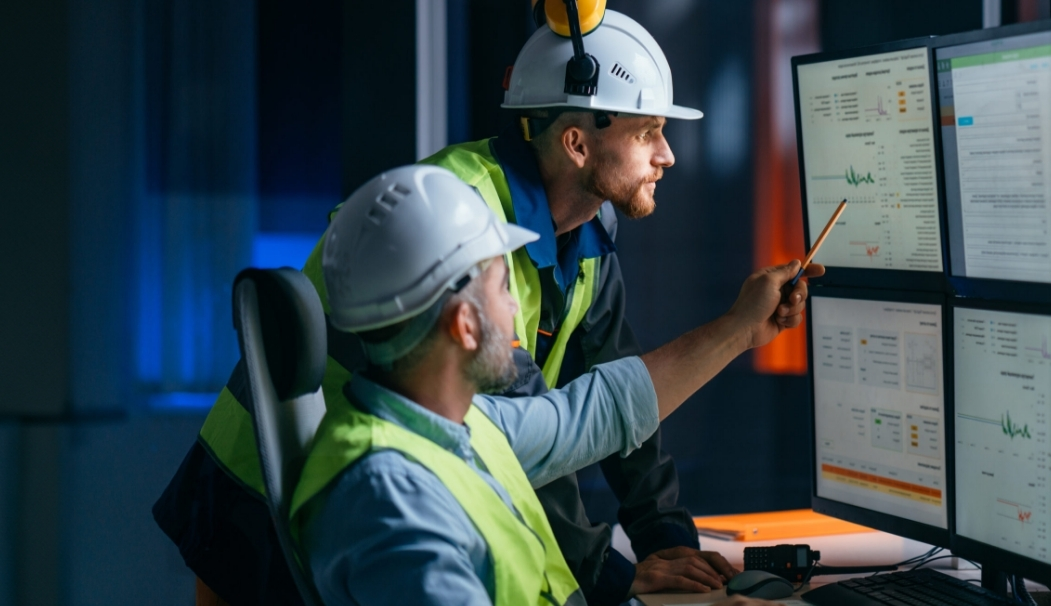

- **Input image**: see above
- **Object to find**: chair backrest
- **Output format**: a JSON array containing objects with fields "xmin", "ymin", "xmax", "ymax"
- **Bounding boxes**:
[{"xmin": 232, "ymin": 267, "xmax": 327, "ymax": 606}]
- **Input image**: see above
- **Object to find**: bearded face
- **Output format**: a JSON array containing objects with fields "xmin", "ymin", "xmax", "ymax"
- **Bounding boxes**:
[
  {"xmin": 464, "ymin": 300, "xmax": 518, "ymax": 395},
  {"xmin": 584, "ymin": 144, "xmax": 663, "ymax": 219}
]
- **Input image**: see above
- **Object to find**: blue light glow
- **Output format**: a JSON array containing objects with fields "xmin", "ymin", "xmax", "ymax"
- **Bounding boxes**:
[
  {"xmin": 252, "ymin": 232, "xmax": 322, "ymax": 269},
  {"xmin": 149, "ymin": 392, "xmax": 217, "ymax": 412}
]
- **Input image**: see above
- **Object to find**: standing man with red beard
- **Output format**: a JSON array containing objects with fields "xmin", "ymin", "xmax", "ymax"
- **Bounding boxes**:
[
  {"xmin": 415, "ymin": 9, "xmax": 717, "ymax": 603},
  {"xmin": 154, "ymin": 6, "xmax": 776, "ymax": 605}
]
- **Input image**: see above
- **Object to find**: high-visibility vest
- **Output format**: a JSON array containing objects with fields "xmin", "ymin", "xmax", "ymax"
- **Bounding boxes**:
[
  {"xmin": 197, "ymin": 137, "xmax": 602, "ymax": 508},
  {"xmin": 420, "ymin": 139, "xmax": 599, "ymax": 390},
  {"xmin": 289, "ymin": 401, "xmax": 582, "ymax": 605}
]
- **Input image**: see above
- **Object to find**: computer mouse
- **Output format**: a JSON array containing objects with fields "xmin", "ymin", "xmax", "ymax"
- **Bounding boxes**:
[{"xmin": 725, "ymin": 570, "xmax": 795, "ymax": 599}]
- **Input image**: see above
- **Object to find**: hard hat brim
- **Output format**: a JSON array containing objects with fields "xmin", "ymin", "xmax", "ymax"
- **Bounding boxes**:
[
  {"xmin": 501, "ymin": 100, "xmax": 703, "ymax": 121},
  {"xmin": 662, "ymin": 104, "xmax": 704, "ymax": 120},
  {"xmin": 497, "ymin": 222, "xmax": 540, "ymax": 256}
]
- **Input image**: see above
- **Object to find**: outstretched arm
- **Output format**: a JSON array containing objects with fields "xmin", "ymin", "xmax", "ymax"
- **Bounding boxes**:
[
  {"xmin": 644, "ymin": 260, "xmax": 823, "ymax": 420},
  {"xmin": 478, "ymin": 260, "xmax": 823, "ymax": 487}
]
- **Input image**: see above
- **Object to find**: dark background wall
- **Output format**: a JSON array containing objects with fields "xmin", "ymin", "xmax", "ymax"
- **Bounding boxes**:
[{"xmin": 0, "ymin": 1, "xmax": 1046, "ymax": 603}]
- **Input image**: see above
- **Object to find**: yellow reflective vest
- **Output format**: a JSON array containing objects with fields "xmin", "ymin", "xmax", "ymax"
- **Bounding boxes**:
[{"xmin": 290, "ymin": 400, "xmax": 582, "ymax": 605}]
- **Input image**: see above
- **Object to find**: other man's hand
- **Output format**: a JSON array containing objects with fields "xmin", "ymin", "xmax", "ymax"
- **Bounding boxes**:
[{"xmin": 628, "ymin": 547, "xmax": 740, "ymax": 597}]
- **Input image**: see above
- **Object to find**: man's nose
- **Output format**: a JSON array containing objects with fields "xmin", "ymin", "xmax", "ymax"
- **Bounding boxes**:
[{"xmin": 655, "ymin": 136, "xmax": 675, "ymax": 168}]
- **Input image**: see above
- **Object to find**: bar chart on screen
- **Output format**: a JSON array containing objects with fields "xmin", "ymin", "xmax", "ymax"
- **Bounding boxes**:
[{"xmin": 812, "ymin": 297, "xmax": 948, "ymax": 528}]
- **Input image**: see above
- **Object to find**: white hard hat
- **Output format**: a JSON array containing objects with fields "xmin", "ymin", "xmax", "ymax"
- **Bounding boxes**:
[
  {"xmin": 322, "ymin": 165, "xmax": 538, "ymax": 334},
  {"xmin": 503, "ymin": 9, "xmax": 703, "ymax": 120}
]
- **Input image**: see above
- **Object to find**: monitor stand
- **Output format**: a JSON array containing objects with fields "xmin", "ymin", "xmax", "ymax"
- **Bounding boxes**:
[{"xmin": 981, "ymin": 565, "xmax": 1007, "ymax": 597}]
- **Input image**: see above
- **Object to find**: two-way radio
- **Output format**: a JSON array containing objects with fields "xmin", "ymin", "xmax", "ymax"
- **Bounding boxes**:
[{"xmin": 744, "ymin": 544, "xmax": 899, "ymax": 583}]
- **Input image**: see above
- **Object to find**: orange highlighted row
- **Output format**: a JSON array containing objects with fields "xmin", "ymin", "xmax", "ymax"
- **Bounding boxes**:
[{"xmin": 822, "ymin": 463, "xmax": 942, "ymax": 499}]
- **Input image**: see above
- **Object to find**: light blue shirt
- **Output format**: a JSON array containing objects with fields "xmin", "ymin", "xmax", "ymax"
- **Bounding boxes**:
[{"xmin": 303, "ymin": 356, "xmax": 659, "ymax": 606}]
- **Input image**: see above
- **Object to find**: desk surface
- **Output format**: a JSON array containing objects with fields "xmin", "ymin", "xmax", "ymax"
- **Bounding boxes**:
[
  {"xmin": 636, "ymin": 530, "xmax": 946, "ymax": 605},
  {"xmin": 629, "ymin": 530, "xmax": 1048, "ymax": 606}
]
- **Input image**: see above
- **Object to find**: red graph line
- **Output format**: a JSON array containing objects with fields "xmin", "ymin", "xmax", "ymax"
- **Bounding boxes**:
[{"xmin": 997, "ymin": 498, "xmax": 1033, "ymax": 524}]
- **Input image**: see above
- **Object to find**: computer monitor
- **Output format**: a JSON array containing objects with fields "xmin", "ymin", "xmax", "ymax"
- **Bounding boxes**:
[
  {"xmin": 934, "ymin": 21, "xmax": 1051, "ymax": 301},
  {"xmin": 793, "ymin": 40, "xmax": 948, "ymax": 291},
  {"xmin": 952, "ymin": 300, "xmax": 1051, "ymax": 587},
  {"xmin": 808, "ymin": 288, "xmax": 951, "ymax": 547}
]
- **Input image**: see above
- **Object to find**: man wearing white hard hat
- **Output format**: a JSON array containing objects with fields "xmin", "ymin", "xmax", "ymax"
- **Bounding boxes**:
[
  {"xmin": 417, "ymin": 3, "xmax": 719, "ymax": 602},
  {"xmin": 297, "ymin": 163, "xmax": 816, "ymax": 605},
  {"xmin": 153, "ymin": 3, "xmax": 816, "ymax": 604}
]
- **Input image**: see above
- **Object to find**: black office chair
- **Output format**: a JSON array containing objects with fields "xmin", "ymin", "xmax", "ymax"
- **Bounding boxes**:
[{"xmin": 232, "ymin": 268, "xmax": 327, "ymax": 606}]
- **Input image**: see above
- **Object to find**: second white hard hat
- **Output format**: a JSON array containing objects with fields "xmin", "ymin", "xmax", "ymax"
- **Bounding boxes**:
[
  {"xmin": 503, "ymin": 9, "xmax": 703, "ymax": 120},
  {"xmin": 323, "ymin": 165, "xmax": 538, "ymax": 334}
]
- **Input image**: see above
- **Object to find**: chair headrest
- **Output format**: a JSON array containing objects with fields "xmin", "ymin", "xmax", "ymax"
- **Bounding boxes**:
[{"xmin": 233, "ymin": 268, "xmax": 327, "ymax": 401}]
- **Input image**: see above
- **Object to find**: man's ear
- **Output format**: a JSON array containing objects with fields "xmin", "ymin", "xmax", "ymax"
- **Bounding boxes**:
[
  {"xmin": 447, "ymin": 300, "xmax": 481, "ymax": 352},
  {"xmin": 560, "ymin": 126, "xmax": 589, "ymax": 169}
]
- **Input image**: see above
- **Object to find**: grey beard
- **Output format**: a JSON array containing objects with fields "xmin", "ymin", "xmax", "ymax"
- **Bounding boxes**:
[{"xmin": 466, "ymin": 309, "xmax": 518, "ymax": 395}]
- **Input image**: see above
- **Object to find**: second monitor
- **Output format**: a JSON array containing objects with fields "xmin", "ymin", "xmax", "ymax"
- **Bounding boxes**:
[
  {"xmin": 935, "ymin": 22, "xmax": 1051, "ymax": 290},
  {"xmin": 809, "ymin": 289, "xmax": 950, "ymax": 547},
  {"xmin": 953, "ymin": 302, "xmax": 1051, "ymax": 586}
]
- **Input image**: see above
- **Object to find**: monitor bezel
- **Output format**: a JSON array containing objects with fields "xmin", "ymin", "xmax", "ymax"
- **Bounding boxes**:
[
  {"xmin": 949, "ymin": 296, "xmax": 1051, "ymax": 587},
  {"xmin": 931, "ymin": 20, "xmax": 1051, "ymax": 301},
  {"xmin": 792, "ymin": 38, "xmax": 951, "ymax": 292},
  {"xmin": 807, "ymin": 285, "xmax": 953, "ymax": 548}
]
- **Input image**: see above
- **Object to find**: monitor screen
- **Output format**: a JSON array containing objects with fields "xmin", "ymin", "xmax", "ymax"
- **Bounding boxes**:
[
  {"xmin": 936, "ymin": 30, "xmax": 1051, "ymax": 283},
  {"xmin": 954, "ymin": 306, "xmax": 1050, "ymax": 566},
  {"xmin": 811, "ymin": 295, "xmax": 948, "ymax": 530},
  {"xmin": 797, "ymin": 47, "xmax": 943, "ymax": 272}
]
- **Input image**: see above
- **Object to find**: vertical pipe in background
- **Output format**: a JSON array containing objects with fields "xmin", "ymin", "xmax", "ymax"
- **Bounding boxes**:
[
  {"xmin": 984, "ymin": 0, "xmax": 1002, "ymax": 27},
  {"xmin": 416, "ymin": 0, "xmax": 448, "ymax": 159}
]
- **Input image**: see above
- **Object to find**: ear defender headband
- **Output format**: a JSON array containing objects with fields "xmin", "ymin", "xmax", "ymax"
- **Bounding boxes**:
[
  {"xmin": 521, "ymin": 0, "xmax": 612, "ymax": 141},
  {"xmin": 532, "ymin": 0, "xmax": 607, "ymax": 96}
]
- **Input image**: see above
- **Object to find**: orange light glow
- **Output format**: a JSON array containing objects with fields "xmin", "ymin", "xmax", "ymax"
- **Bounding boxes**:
[{"xmin": 752, "ymin": 0, "xmax": 818, "ymax": 375}]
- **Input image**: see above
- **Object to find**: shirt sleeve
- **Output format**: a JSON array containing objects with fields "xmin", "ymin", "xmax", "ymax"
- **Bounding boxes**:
[
  {"xmin": 473, "ymin": 356, "xmax": 659, "ymax": 488},
  {"xmin": 303, "ymin": 451, "xmax": 495, "ymax": 606}
]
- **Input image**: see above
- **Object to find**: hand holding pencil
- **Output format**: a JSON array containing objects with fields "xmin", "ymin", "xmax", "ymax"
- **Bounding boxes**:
[
  {"xmin": 724, "ymin": 201, "xmax": 840, "ymax": 348},
  {"xmin": 774, "ymin": 199, "xmax": 845, "ymax": 326}
]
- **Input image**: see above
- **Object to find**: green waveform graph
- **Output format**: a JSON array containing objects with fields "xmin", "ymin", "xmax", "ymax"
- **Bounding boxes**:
[
  {"xmin": 845, "ymin": 166, "xmax": 876, "ymax": 187},
  {"xmin": 1002, "ymin": 411, "xmax": 1032, "ymax": 440}
]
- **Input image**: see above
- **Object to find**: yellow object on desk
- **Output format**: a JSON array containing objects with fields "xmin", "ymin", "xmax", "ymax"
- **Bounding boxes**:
[{"xmin": 694, "ymin": 509, "xmax": 874, "ymax": 541}]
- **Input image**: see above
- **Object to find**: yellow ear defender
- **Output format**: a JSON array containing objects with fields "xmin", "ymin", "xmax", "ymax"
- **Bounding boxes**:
[
  {"xmin": 528, "ymin": 0, "xmax": 607, "ymax": 97},
  {"xmin": 531, "ymin": 0, "xmax": 606, "ymax": 37}
]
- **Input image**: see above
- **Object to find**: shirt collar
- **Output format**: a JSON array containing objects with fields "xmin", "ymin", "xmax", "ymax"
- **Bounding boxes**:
[
  {"xmin": 346, "ymin": 375, "xmax": 474, "ymax": 460},
  {"xmin": 490, "ymin": 125, "xmax": 616, "ymax": 287}
]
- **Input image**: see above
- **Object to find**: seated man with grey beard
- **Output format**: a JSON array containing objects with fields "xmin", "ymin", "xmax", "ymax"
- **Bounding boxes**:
[{"xmin": 289, "ymin": 164, "xmax": 820, "ymax": 606}]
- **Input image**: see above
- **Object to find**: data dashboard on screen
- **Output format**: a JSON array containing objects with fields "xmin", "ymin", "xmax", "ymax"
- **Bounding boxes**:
[
  {"xmin": 797, "ymin": 47, "xmax": 943, "ymax": 272},
  {"xmin": 811, "ymin": 296, "xmax": 947, "ymax": 529},
  {"xmin": 937, "ymin": 31, "xmax": 1051, "ymax": 283},
  {"xmin": 954, "ymin": 307, "xmax": 1050, "ymax": 565}
]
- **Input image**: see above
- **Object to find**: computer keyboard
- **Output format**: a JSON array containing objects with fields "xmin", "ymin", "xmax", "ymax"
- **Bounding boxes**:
[{"xmin": 801, "ymin": 568, "xmax": 1015, "ymax": 606}]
